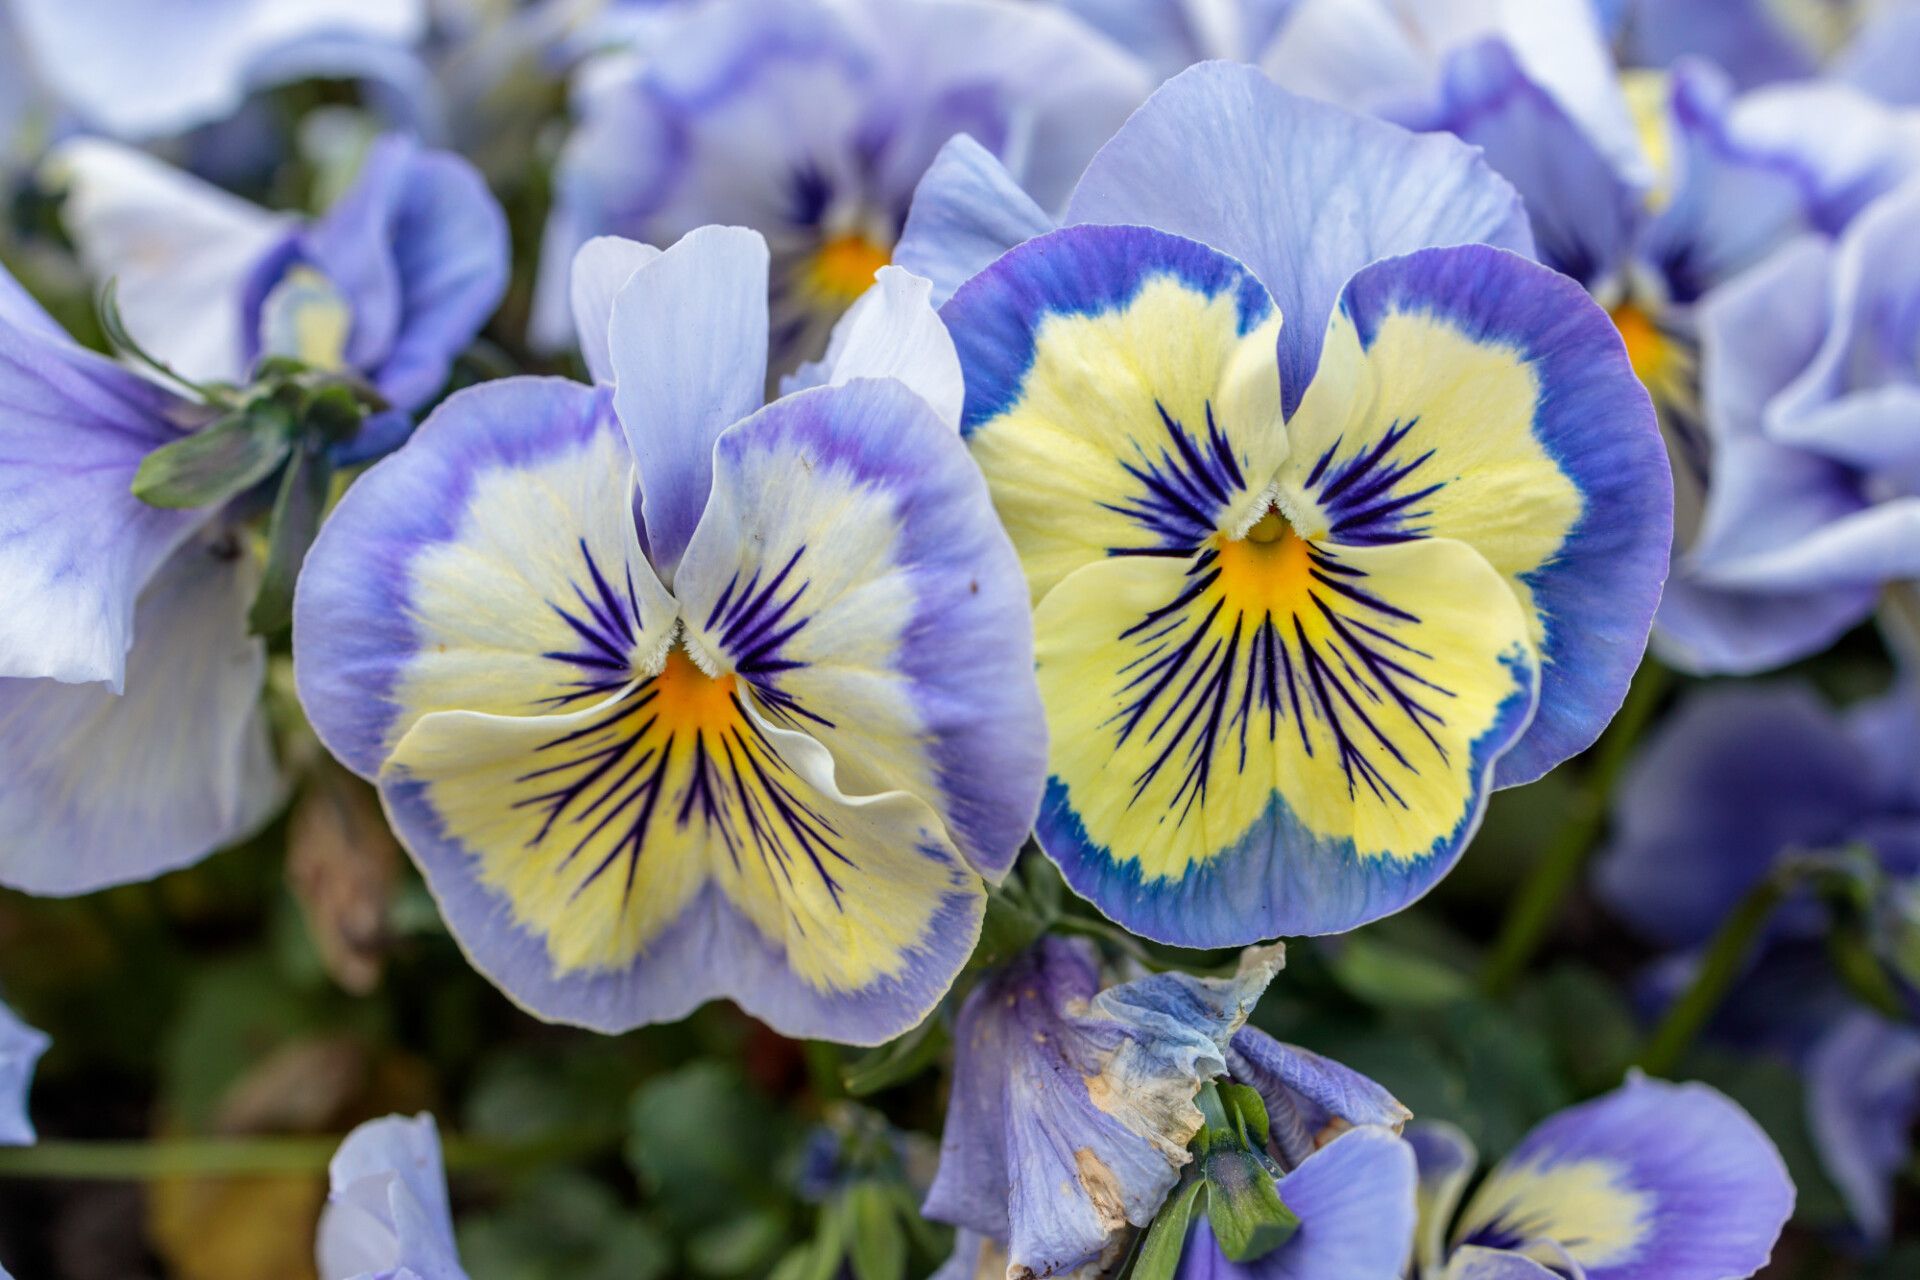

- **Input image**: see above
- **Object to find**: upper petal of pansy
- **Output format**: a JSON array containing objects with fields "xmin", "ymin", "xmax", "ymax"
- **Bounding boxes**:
[
  {"xmin": 0, "ymin": 278, "xmax": 208, "ymax": 688},
  {"xmin": 1453, "ymin": 1075, "xmax": 1793, "ymax": 1280},
  {"xmin": 1805, "ymin": 1009, "xmax": 1920, "ymax": 1246},
  {"xmin": 0, "ymin": 1002, "xmax": 48, "ymax": 1146},
  {"xmin": 1034, "ymin": 528, "xmax": 1537, "ymax": 945},
  {"xmin": 1065, "ymin": 61, "xmax": 1535, "ymax": 418},
  {"xmin": 608, "ymin": 225, "xmax": 771, "ymax": 584},
  {"xmin": 292, "ymin": 376, "xmax": 679, "ymax": 779},
  {"xmin": 1281, "ymin": 246, "xmax": 1670, "ymax": 788},
  {"xmin": 1174, "ymin": 1125, "xmax": 1419, "ymax": 1280},
  {"xmin": 893, "ymin": 134, "xmax": 1055, "ymax": 311},
  {"xmin": 46, "ymin": 137, "xmax": 294, "ymax": 385},
  {"xmin": 923, "ymin": 938, "xmax": 1282, "ymax": 1278},
  {"xmin": 1617, "ymin": 0, "xmax": 1813, "ymax": 92},
  {"xmin": 673, "ymin": 376, "xmax": 1043, "ymax": 878},
  {"xmin": 1407, "ymin": 1121, "xmax": 1478, "ymax": 1278},
  {"xmin": 941, "ymin": 223, "xmax": 1285, "ymax": 601},
  {"xmin": 569, "ymin": 236, "xmax": 661, "ymax": 387},
  {"xmin": 0, "ymin": 529, "xmax": 283, "ymax": 895},
  {"xmin": 316, "ymin": 1113, "xmax": 466, "ymax": 1280},
  {"xmin": 1226, "ymin": 1026, "xmax": 1410, "ymax": 1168},
  {"xmin": 777, "ymin": 268, "xmax": 964, "ymax": 430}
]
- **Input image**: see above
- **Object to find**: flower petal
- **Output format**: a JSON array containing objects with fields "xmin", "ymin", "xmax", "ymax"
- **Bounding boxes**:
[
  {"xmin": 942, "ymin": 223, "xmax": 1285, "ymax": 600},
  {"xmin": 923, "ymin": 937, "xmax": 1281, "ymax": 1278},
  {"xmin": 569, "ymin": 236, "xmax": 661, "ymax": 387},
  {"xmin": 674, "ymin": 376, "xmax": 1044, "ymax": 879},
  {"xmin": 607, "ymin": 224, "xmax": 770, "ymax": 582},
  {"xmin": 893, "ymin": 134, "xmax": 1055, "ymax": 309},
  {"xmin": 1805, "ymin": 1009, "xmax": 1920, "ymax": 1246},
  {"xmin": 778, "ymin": 267, "xmax": 964, "ymax": 430},
  {"xmin": 1065, "ymin": 61, "xmax": 1534, "ymax": 417},
  {"xmin": 1439, "ymin": 1246, "xmax": 1564, "ymax": 1280},
  {"xmin": 1226, "ymin": 1026, "xmax": 1410, "ymax": 1169},
  {"xmin": 317, "ymin": 1113, "xmax": 463, "ymax": 1280},
  {"xmin": 1033, "ymin": 532, "xmax": 1537, "ymax": 946},
  {"xmin": 1407, "ymin": 1121, "xmax": 1478, "ymax": 1277},
  {"xmin": 1282, "ymin": 246, "xmax": 1669, "ymax": 787},
  {"xmin": 45, "ymin": 136, "xmax": 293, "ymax": 385},
  {"xmin": 1454, "ymin": 1075, "xmax": 1793, "ymax": 1280},
  {"xmin": 379, "ymin": 680, "xmax": 984, "ymax": 1042},
  {"xmin": 293, "ymin": 377, "xmax": 678, "ymax": 779},
  {"xmin": 0, "ymin": 1003, "xmax": 48, "ymax": 1146},
  {"xmin": 0, "ymin": 285, "xmax": 205, "ymax": 687},
  {"xmin": 0, "ymin": 529, "xmax": 282, "ymax": 894}
]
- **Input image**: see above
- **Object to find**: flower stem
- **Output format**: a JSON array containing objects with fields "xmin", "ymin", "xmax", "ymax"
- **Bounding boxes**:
[
  {"xmin": 1481, "ymin": 659, "xmax": 1670, "ymax": 998},
  {"xmin": 0, "ymin": 1130, "xmax": 609, "ymax": 1181},
  {"xmin": 1633, "ymin": 867, "xmax": 1793, "ymax": 1078}
]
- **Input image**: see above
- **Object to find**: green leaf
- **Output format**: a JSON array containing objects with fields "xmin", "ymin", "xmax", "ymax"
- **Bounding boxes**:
[
  {"xmin": 1203, "ymin": 1148, "xmax": 1299, "ymax": 1263},
  {"xmin": 843, "ymin": 1015, "xmax": 948, "ymax": 1097},
  {"xmin": 688, "ymin": 1208, "xmax": 790, "ymax": 1277},
  {"xmin": 1328, "ymin": 932, "xmax": 1473, "ymax": 1010},
  {"xmin": 970, "ymin": 887, "xmax": 1048, "ymax": 971},
  {"xmin": 798, "ymin": 1196, "xmax": 851, "ymax": 1280},
  {"xmin": 846, "ymin": 1182, "xmax": 907, "ymax": 1280},
  {"xmin": 131, "ymin": 407, "xmax": 294, "ymax": 509},
  {"xmin": 1132, "ymin": 1175, "xmax": 1203, "ymax": 1280},
  {"xmin": 248, "ymin": 442, "xmax": 334, "ymax": 635}
]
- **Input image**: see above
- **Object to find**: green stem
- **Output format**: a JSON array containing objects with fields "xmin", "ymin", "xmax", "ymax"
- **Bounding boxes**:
[
  {"xmin": 0, "ymin": 1130, "xmax": 610, "ymax": 1181},
  {"xmin": 1633, "ymin": 869, "xmax": 1792, "ymax": 1078},
  {"xmin": 1481, "ymin": 660, "xmax": 1671, "ymax": 998}
]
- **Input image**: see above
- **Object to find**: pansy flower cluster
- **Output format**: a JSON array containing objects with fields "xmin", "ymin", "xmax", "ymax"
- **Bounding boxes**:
[{"xmin": 5, "ymin": 0, "xmax": 1920, "ymax": 1272}]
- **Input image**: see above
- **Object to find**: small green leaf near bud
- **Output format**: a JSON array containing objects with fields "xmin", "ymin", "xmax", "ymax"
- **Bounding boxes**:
[
  {"xmin": 1129, "ymin": 1174, "xmax": 1203, "ymax": 1280},
  {"xmin": 1202, "ymin": 1148, "xmax": 1299, "ymax": 1263},
  {"xmin": 131, "ymin": 407, "xmax": 296, "ymax": 509},
  {"xmin": 248, "ymin": 443, "xmax": 334, "ymax": 636}
]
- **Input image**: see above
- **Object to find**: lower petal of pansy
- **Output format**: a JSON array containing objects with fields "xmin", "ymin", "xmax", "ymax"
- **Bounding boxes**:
[
  {"xmin": 1279, "ymin": 245, "xmax": 1669, "ymax": 789},
  {"xmin": 294, "ymin": 377, "xmax": 678, "ymax": 779},
  {"xmin": 1453, "ymin": 1075, "xmax": 1793, "ymax": 1280},
  {"xmin": 674, "ymin": 376, "xmax": 1044, "ymax": 880},
  {"xmin": 1032, "ymin": 531, "xmax": 1537, "ymax": 946},
  {"xmin": 1439, "ymin": 1246, "xmax": 1564, "ymax": 1280},
  {"xmin": 0, "ymin": 528, "xmax": 282, "ymax": 894},
  {"xmin": 377, "ymin": 663, "xmax": 982, "ymax": 1042},
  {"xmin": 941, "ymin": 223, "xmax": 1286, "ymax": 601}
]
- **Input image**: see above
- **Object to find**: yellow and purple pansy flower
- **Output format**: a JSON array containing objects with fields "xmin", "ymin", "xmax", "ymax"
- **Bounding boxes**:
[
  {"xmin": 1408, "ymin": 1075, "xmax": 1793, "ymax": 1280},
  {"xmin": 923, "ymin": 63, "xmax": 1672, "ymax": 946},
  {"xmin": 292, "ymin": 226, "xmax": 1045, "ymax": 1043}
]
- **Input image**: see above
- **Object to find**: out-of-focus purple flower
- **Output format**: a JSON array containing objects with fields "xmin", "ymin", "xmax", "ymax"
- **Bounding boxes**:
[
  {"xmin": 49, "ymin": 131, "xmax": 507, "ymax": 462},
  {"xmin": 531, "ymin": 0, "xmax": 1151, "ymax": 370},
  {"xmin": 0, "ymin": 263, "xmax": 284, "ymax": 894},
  {"xmin": 1408, "ymin": 1075, "xmax": 1794, "ymax": 1280},
  {"xmin": 1596, "ymin": 680, "xmax": 1920, "ymax": 1242},
  {"xmin": 1660, "ymin": 179, "xmax": 1920, "ymax": 672},
  {"xmin": 1617, "ymin": 0, "xmax": 1920, "ymax": 104},
  {"xmin": 317, "ymin": 1112, "xmax": 469, "ymax": 1280},
  {"xmin": 0, "ymin": 1002, "xmax": 48, "ymax": 1147},
  {"xmin": 6, "ymin": 0, "xmax": 431, "ymax": 141}
]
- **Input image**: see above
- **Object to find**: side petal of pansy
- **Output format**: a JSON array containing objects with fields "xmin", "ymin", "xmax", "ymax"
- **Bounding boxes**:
[
  {"xmin": 941, "ymin": 223, "xmax": 1286, "ymax": 601},
  {"xmin": 1280, "ymin": 246, "xmax": 1671, "ymax": 787},
  {"xmin": 1227, "ymin": 1027, "xmax": 1411, "ymax": 1167},
  {"xmin": 893, "ymin": 134, "xmax": 1055, "ymax": 310},
  {"xmin": 1175, "ymin": 1125, "xmax": 1418, "ymax": 1280},
  {"xmin": 0, "ymin": 270, "xmax": 207, "ymax": 687},
  {"xmin": 923, "ymin": 938, "xmax": 1281, "ymax": 1279},
  {"xmin": 0, "ymin": 1002, "xmax": 48, "ymax": 1145},
  {"xmin": 569, "ymin": 236, "xmax": 660, "ymax": 388},
  {"xmin": 1452, "ymin": 1075, "xmax": 1793, "ymax": 1280},
  {"xmin": 0, "ymin": 529, "xmax": 283, "ymax": 894},
  {"xmin": 1407, "ymin": 1121, "xmax": 1478, "ymax": 1278},
  {"xmin": 673, "ymin": 376, "xmax": 1042, "ymax": 879},
  {"xmin": 1065, "ymin": 61, "xmax": 1535, "ymax": 417},
  {"xmin": 293, "ymin": 376, "xmax": 677, "ymax": 778},
  {"xmin": 777, "ymin": 267, "xmax": 964, "ymax": 431}
]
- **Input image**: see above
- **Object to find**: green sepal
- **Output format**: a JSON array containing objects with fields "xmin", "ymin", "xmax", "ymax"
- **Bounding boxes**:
[
  {"xmin": 846, "ymin": 1181, "xmax": 908, "ymax": 1280},
  {"xmin": 1215, "ymin": 1082, "xmax": 1270, "ymax": 1150},
  {"xmin": 1202, "ymin": 1148, "xmax": 1299, "ymax": 1263},
  {"xmin": 248, "ymin": 442, "xmax": 334, "ymax": 636},
  {"xmin": 130, "ymin": 405, "xmax": 295, "ymax": 509},
  {"xmin": 1130, "ymin": 1174, "xmax": 1204, "ymax": 1280}
]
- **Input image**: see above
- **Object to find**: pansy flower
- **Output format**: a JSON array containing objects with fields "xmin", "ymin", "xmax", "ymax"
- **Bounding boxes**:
[
  {"xmin": 530, "ymin": 0, "xmax": 1150, "ymax": 371},
  {"xmin": 1615, "ymin": 0, "xmax": 1920, "ymax": 101},
  {"xmin": 0, "ymin": 1002, "xmax": 48, "ymax": 1148},
  {"xmin": 0, "ymin": 264, "xmax": 285, "ymax": 893},
  {"xmin": 50, "ymin": 131, "xmax": 508, "ymax": 463},
  {"xmin": 924, "ymin": 935, "xmax": 1416, "ymax": 1280},
  {"xmin": 293, "ymin": 227, "xmax": 1044, "ymax": 1041},
  {"xmin": 913, "ymin": 63, "xmax": 1671, "ymax": 945},
  {"xmin": 1407, "ymin": 1075, "xmax": 1793, "ymax": 1280},
  {"xmin": 317, "ymin": 1113, "xmax": 469, "ymax": 1280}
]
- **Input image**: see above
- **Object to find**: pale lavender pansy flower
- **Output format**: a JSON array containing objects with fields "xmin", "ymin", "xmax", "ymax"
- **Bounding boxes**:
[
  {"xmin": 1408, "ymin": 1076, "xmax": 1793, "ymax": 1280},
  {"xmin": 6, "ymin": 0, "xmax": 431, "ymax": 141},
  {"xmin": 0, "ymin": 264, "xmax": 284, "ymax": 894},
  {"xmin": 0, "ymin": 1002, "xmax": 48, "ymax": 1148},
  {"xmin": 317, "ymin": 1112, "xmax": 469, "ymax": 1280},
  {"xmin": 293, "ymin": 228, "xmax": 1045, "ymax": 1042},
  {"xmin": 1616, "ymin": 0, "xmax": 1920, "ymax": 103},
  {"xmin": 49, "ymin": 130, "xmax": 508, "ymax": 463},
  {"xmin": 530, "ymin": 0, "xmax": 1151, "ymax": 370},
  {"xmin": 924, "ymin": 936, "xmax": 1417, "ymax": 1280}
]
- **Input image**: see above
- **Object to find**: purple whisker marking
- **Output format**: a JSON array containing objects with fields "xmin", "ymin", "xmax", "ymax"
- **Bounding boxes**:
[
  {"xmin": 539, "ymin": 538, "xmax": 652, "ymax": 708},
  {"xmin": 1462, "ymin": 1207, "xmax": 1585, "ymax": 1273},
  {"xmin": 1107, "ymin": 539, "xmax": 1458, "ymax": 817},
  {"xmin": 1100, "ymin": 401, "xmax": 1248, "ymax": 556},
  {"xmin": 707, "ymin": 546, "xmax": 832, "ymax": 730},
  {"xmin": 1305, "ymin": 418, "xmax": 1443, "ymax": 546}
]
